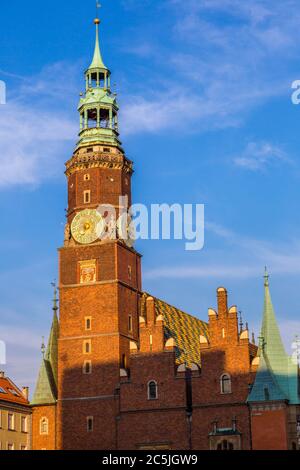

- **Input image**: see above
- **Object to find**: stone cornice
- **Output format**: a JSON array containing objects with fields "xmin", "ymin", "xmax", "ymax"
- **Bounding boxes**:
[{"xmin": 65, "ymin": 151, "xmax": 133, "ymax": 176}]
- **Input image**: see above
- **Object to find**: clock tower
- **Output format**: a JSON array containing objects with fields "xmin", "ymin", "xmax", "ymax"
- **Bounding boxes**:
[{"xmin": 56, "ymin": 17, "xmax": 142, "ymax": 450}]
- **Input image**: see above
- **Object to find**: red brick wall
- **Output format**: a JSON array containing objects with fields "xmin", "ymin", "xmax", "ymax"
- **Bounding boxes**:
[
  {"xmin": 32, "ymin": 405, "xmax": 56, "ymax": 450},
  {"xmin": 251, "ymin": 407, "xmax": 288, "ymax": 450}
]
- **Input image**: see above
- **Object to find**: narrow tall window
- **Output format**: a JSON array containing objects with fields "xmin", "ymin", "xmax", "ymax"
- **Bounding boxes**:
[
  {"xmin": 148, "ymin": 381, "xmax": 158, "ymax": 400},
  {"xmin": 21, "ymin": 416, "xmax": 27, "ymax": 433},
  {"xmin": 264, "ymin": 386, "xmax": 270, "ymax": 401},
  {"xmin": 128, "ymin": 315, "xmax": 133, "ymax": 333},
  {"xmin": 128, "ymin": 266, "xmax": 132, "ymax": 280},
  {"xmin": 40, "ymin": 417, "xmax": 48, "ymax": 435},
  {"xmin": 85, "ymin": 317, "xmax": 92, "ymax": 331},
  {"xmin": 87, "ymin": 417, "xmax": 94, "ymax": 432},
  {"xmin": 84, "ymin": 173, "xmax": 90, "ymax": 181},
  {"xmin": 83, "ymin": 340, "xmax": 91, "ymax": 354},
  {"xmin": 8, "ymin": 413, "xmax": 14, "ymax": 431},
  {"xmin": 84, "ymin": 190, "xmax": 91, "ymax": 204},
  {"xmin": 121, "ymin": 354, "xmax": 127, "ymax": 369},
  {"xmin": 220, "ymin": 374, "xmax": 232, "ymax": 394},
  {"xmin": 83, "ymin": 360, "xmax": 92, "ymax": 374}
]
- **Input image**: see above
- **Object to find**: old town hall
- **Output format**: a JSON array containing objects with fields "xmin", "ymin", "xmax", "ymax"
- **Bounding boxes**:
[{"xmin": 30, "ymin": 15, "xmax": 300, "ymax": 450}]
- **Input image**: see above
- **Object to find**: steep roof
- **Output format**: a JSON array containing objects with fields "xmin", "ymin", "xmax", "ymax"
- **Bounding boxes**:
[
  {"xmin": 248, "ymin": 273, "xmax": 299, "ymax": 404},
  {"xmin": 0, "ymin": 375, "xmax": 29, "ymax": 406},
  {"xmin": 141, "ymin": 293, "xmax": 209, "ymax": 367},
  {"xmin": 88, "ymin": 20, "xmax": 107, "ymax": 71},
  {"xmin": 31, "ymin": 309, "xmax": 59, "ymax": 406}
]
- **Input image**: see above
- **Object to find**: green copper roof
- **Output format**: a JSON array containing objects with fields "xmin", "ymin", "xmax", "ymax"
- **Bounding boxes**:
[
  {"xmin": 31, "ymin": 305, "xmax": 59, "ymax": 406},
  {"xmin": 248, "ymin": 272, "xmax": 299, "ymax": 404},
  {"xmin": 88, "ymin": 21, "xmax": 107, "ymax": 71}
]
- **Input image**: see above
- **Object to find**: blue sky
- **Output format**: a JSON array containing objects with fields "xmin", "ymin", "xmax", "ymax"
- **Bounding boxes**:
[{"xmin": 1, "ymin": 0, "xmax": 300, "ymax": 392}]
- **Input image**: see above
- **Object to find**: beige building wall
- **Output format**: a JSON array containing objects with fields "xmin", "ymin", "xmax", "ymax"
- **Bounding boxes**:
[{"xmin": 0, "ymin": 403, "xmax": 31, "ymax": 450}]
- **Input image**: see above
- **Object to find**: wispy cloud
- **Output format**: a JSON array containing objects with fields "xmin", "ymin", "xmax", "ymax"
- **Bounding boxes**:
[
  {"xmin": 0, "ymin": 62, "xmax": 78, "ymax": 188},
  {"xmin": 144, "ymin": 221, "xmax": 300, "ymax": 281},
  {"xmin": 119, "ymin": 0, "xmax": 300, "ymax": 135},
  {"xmin": 233, "ymin": 142, "xmax": 290, "ymax": 171}
]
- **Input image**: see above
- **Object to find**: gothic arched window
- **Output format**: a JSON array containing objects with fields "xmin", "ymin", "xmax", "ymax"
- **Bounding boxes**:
[
  {"xmin": 148, "ymin": 381, "xmax": 158, "ymax": 400},
  {"xmin": 217, "ymin": 440, "xmax": 234, "ymax": 450},
  {"xmin": 40, "ymin": 417, "xmax": 49, "ymax": 435},
  {"xmin": 220, "ymin": 373, "xmax": 232, "ymax": 394}
]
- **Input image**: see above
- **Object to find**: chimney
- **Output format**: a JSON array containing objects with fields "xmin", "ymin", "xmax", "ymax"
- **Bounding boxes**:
[
  {"xmin": 0, "ymin": 371, "xmax": 5, "ymax": 378},
  {"xmin": 22, "ymin": 387, "xmax": 29, "ymax": 400},
  {"xmin": 217, "ymin": 287, "xmax": 228, "ymax": 316}
]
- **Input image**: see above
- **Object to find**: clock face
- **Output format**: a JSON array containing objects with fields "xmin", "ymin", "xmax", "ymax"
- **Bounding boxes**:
[{"xmin": 71, "ymin": 209, "xmax": 105, "ymax": 245}]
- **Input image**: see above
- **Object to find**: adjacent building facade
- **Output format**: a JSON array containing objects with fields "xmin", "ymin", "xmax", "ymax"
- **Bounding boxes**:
[
  {"xmin": 0, "ymin": 372, "xmax": 31, "ymax": 450},
  {"xmin": 30, "ymin": 16, "xmax": 300, "ymax": 450}
]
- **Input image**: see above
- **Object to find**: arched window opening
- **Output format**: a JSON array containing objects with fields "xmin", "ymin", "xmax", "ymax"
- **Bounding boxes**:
[
  {"xmin": 100, "ymin": 108, "xmax": 110, "ymax": 128},
  {"xmin": 40, "ymin": 417, "xmax": 49, "ymax": 436},
  {"xmin": 87, "ymin": 108, "xmax": 97, "ymax": 128},
  {"xmin": 220, "ymin": 373, "xmax": 232, "ymax": 394},
  {"xmin": 148, "ymin": 381, "xmax": 158, "ymax": 400},
  {"xmin": 217, "ymin": 440, "xmax": 234, "ymax": 451}
]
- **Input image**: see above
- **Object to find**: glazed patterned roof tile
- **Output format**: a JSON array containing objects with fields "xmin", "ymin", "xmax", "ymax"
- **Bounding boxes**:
[{"xmin": 142, "ymin": 293, "xmax": 209, "ymax": 367}]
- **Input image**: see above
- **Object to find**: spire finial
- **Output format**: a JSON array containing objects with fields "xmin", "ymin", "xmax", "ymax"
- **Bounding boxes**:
[
  {"xmin": 41, "ymin": 337, "xmax": 46, "ymax": 358},
  {"xmin": 88, "ymin": 2, "xmax": 107, "ymax": 71},
  {"xmin": 239, "ymin": 310, "xmax": 243, "ymax": 333},
  {"xmin": 51, "ymin": 281, "xmax": 58, "ymax": 312},
  {"xmin": 252, "ymin": 331, "xmax": 256, "ymax": 344},
  {"xmin": 264, "ymin": 266, "xmax": 269, "ymax": 287}
]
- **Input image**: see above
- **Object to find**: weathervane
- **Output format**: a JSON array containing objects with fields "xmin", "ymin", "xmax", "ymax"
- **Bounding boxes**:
[{"xmin": 96, "ymin": 1, "xmax": 101, "ymax": 19}]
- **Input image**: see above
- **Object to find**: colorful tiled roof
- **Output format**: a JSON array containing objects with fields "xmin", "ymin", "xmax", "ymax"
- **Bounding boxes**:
[
  {"xmin": 142, "ymin": 293, "xmax": 209, "ymax": 367},
  {"xmin": 0, "ymin": 375, "xmax": 29, "ymax": 406}
]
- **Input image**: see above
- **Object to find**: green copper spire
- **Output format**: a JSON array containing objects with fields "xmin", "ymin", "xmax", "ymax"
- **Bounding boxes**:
[
  {"xmin": 31, "ymin": 285, "xmax": 59, "ymax": 406},
  {"xmin": 88, "ymin": 19, "xmax": 107, "ymax": 71},
  {"xmin": 248, "ymin": 270, "xmax": 300, "ymax": 404},
  {"xmin": 75, "ymin": 16, "xmax": 122, "ymax": 151}
]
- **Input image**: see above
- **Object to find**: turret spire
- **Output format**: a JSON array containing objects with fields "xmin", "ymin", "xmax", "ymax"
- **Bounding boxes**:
[
  {"xmin": 89, "ymin": 16, "xmax": 107, "ymax": 71},
  {"xmin": 76, "ymin": 11, "xmax": 121, "ymax": 150},
  {"xmin": 248, "ymin": 270, "xmax": 300, "ymax": 405}
]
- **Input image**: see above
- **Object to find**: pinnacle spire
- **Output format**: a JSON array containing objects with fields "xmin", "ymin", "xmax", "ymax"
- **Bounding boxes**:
[
  {"xmin": 88, "ymin": 16, "xmax": 107, "ymax": 71},
  {"xmin": 31, "ymin": 286, "xmax": 59, "ymax": 406},
  {"xmin": 248, "ymin": 271, "xmax": 300, "ymax": 405}
]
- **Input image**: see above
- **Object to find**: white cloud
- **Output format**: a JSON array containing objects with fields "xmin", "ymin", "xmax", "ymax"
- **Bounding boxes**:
[
  {"xmin": 233, "ymin": 142, "xmax": 290, "ymax": 171},
  {"xmin": 119, "ymin": 0, "xmax": 300, "ymax": 135},
  {"xmin": 0, "ymin": 62, "xmax": 78, "ymax": 188}
]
